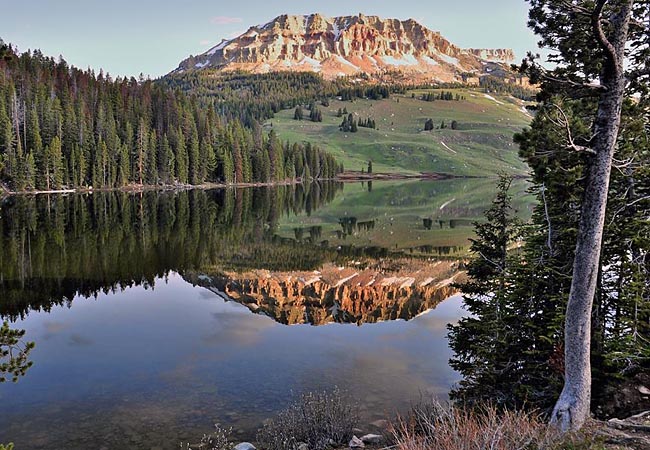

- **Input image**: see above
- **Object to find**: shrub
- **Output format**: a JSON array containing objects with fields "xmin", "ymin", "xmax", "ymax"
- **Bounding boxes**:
[
  {"xmin": 256, "ymin": 387, "xmax": 359, "ymax": 450},
  {"xmin": 181, "ymin": 424, "xmax": 232, "ymax": 450}
]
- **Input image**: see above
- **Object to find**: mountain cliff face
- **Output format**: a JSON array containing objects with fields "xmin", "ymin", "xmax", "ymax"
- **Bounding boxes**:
[
  {"xmin": 175, "ymin": 13, "xmax": 515, "ymax": 82},
  {"xmin": 185, "ymin": 260, "xmax": 466, "ymax": 325}
]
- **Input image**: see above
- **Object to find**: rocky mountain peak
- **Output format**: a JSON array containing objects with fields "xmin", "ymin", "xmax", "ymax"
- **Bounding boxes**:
[{"xmin": 174, "ymin": 13, "xmax": 516, "ymax": 82}]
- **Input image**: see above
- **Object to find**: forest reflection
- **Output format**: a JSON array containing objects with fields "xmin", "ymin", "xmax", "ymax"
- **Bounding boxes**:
[{"xmin": 0, "ymin": 182, "xmax": 347, "ymax": 319}]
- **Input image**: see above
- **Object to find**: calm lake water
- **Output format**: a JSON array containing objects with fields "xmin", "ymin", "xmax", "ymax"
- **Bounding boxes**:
[{"xmin": 0, "ymin": 179, "xmax": 531, "ymax": 449}]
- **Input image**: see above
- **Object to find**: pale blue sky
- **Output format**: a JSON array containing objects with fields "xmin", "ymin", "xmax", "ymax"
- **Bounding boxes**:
[{"xmin": 1, "ymin": 0, "xmax": 540, "ymax": 78}]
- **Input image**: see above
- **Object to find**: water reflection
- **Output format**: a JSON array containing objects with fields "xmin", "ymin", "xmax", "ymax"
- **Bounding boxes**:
[
  {"xmin": 0, "ymin": 182, "xmax": 343, "ymax": 319},
  {"xmin": 186, "ymin": 258, "xmax": 465, "ymax": 325},
  {"xmin": 0, "ymin": 274, "xmax": 465, "ymax": 449},
  {"xmin": 0, "ymin": 178, "xmax": 530, "ymax": 449}
]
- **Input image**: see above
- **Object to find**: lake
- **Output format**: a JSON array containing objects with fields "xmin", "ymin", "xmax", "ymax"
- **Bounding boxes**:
[{"xmin": 0, "ymin": 179, "xmax": 531, "ymax": 449}]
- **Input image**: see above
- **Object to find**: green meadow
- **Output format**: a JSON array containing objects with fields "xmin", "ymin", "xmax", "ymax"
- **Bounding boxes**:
[{"xmin": 266, "ymin": 88, "xmax": 533, "ymax": 176}]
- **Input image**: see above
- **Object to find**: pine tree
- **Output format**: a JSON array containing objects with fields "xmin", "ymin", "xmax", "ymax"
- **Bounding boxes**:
[
  {"xmin": 448, "ymin": 175, "xmax": 524, "ymax": 407},
  {"xmin": 147, "ymin": 130, "xmax": 158, "ymax": 185},
  {"xmin": 159, "ymin": 134, "xmax": 174, "ymax": 184},
  {"xmin": 118, "ymin": 142, "xmax": 130, "ymax": 186},
  {"xmin": 1, "ymin": 321, "xmax": 35, "ymax": 383},
  {"xmin": 175, "ymin": 127, "xmax": 188, "ymax": 184},
  {"xmin": 136, "ymin": 118, "xmax": 148, "ymax": 185},
  {"xmin": 522, "ymin": 0, "xmax": 643, "ymax": 430},
  {"xmin": 45, "ymin": 136, "xmax": 64, "ymax": 189},
  {"xmin": 188, "ymin": 121, "xmax": 200, "ymax": 185}
]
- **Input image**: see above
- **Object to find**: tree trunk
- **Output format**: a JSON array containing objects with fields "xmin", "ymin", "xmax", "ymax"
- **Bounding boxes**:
[{"xmin": 551, "ymin": 0, "xmax": 633, "ymax": 432}]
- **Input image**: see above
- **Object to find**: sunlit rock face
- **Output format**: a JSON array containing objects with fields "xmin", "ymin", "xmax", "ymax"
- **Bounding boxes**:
[
  {"xmin": 186, "ymin": 260, "xmax": 466, "ymax": 325},
  {"xmin": 174, "ymin": 13, "xmax": 515, "ymax": 82}
]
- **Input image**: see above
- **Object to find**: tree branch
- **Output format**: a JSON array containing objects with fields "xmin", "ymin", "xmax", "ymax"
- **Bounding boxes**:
[
  {"xmin": 592, "ymin": 0, "xmax": 620, "ymax": 71},
  {"xmin": 548, "ymin": 103, "xmax": 597, "ymax": 154}
]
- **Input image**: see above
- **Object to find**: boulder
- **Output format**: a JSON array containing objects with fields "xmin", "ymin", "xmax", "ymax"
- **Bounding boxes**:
[
  {"xmin": 233, "ymin": 443, "xmax": 256, "ymax": 450},
  {"xmin": 361, "ymin": 434, "xmax": 384, "ymax": 444},
  {"xmin": 349, "ymin": 435, "xmax": 365, "ymax": 448}
]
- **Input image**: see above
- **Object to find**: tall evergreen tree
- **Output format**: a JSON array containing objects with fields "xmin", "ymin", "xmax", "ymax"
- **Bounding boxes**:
[{"xmin": 523, "ymin": 0, "xmax": 645, "ymax": 430}]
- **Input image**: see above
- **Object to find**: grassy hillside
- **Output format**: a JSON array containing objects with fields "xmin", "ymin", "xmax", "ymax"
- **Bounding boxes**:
[{"xmin": 265, "ymin": 88, "xmax": 533, "ymax": 176}]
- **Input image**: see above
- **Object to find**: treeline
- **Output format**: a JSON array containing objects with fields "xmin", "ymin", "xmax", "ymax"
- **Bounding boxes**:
[
  {"xmin": 480, "ymin": 75, "xmax": 536, "ymax": 101},
  {"xmin": 162, "ymin": 69, "xmax": 406, "ymax": 125},
  {"xmin": 419, "ymin": 91, "xmax": 464, "ymax": 101},
  {"xmin": 160, "ymin": 70, "xmax": 339, "ymax": 126},
  {"xmin": 339, "ymin": 85, "xmax": 393, "ymax": 101},
  {"xmin": 0, "ymin": 41, "xmax": 343, "ymax": 191}
]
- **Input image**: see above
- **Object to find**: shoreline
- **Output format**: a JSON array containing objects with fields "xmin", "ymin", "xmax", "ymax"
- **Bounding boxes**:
[{"xmin": 0, "ymin": 172, "xmax": 483, "ymax": 197}]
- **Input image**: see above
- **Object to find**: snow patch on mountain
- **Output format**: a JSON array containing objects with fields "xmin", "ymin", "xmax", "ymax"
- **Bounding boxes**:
[
  {"xmin": 301, "ymin": 57, "xmax": 322, "ymax": 72},
  {"xmin": 438, "ymin": 53, "xmax": 461, "ymax": 67},
  {"xmin": 381, "ymin": 55, "xmax": 418, "ymax": 66},
  {"xmin": 207, "ymin": 39, "xmax": 230, "ymax": 56},
  {"xmin": 336, "ymin": 55, "xmax": 360, "ymax": 70}
]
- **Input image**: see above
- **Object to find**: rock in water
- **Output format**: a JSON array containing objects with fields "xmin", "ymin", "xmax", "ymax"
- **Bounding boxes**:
[
  {"xmin": 361, "ymin": 434, "xmax": 384, "ymax": 444},
  {"xmin": 349, "ymin": 435, "xmax": 365, "ymax": 448},
  {"xmin": 234, "ymin": 443, "xmax": 256, "ymax": 450}
]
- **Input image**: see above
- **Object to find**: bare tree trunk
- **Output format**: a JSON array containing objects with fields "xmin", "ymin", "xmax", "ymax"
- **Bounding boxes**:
[{"xmin": 551, "ymin": 0, "xmax": 633, "ymax": 432}]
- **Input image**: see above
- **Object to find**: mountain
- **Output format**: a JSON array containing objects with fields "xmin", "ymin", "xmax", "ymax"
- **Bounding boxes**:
[{"xmin": 174, "ymin": 13, "xmax": 516, "ymax": 82}]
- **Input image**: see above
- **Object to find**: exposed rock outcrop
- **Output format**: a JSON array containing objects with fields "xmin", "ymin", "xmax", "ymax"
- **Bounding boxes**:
[{"xmin": 174, "ymin": 13, "xmax": 515, "ymax": 82}]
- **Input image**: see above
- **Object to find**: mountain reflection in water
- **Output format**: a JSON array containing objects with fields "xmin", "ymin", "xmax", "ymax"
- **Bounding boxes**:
[{"xmin": 185, "ymin": 259, "xmax": 465, "ymax": 326}]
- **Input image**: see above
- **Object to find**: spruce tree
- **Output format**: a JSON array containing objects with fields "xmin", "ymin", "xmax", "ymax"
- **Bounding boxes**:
[{"xmin": 449, "ymin": 175, "xmax": 524, "ymax": 406}]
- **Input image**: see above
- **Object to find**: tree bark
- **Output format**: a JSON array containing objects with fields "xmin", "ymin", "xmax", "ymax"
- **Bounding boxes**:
[{"xmin": 551, "ymin": 0, "xmax": 634, "ymax": 432}]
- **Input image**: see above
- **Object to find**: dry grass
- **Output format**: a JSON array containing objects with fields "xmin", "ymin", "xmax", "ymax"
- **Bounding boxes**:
[{"xmin": 391, "ymin": 399, "xmax": 607, "ymax": 450}]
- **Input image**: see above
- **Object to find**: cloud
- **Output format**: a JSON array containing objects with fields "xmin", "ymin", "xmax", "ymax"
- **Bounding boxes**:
[
  {"xmin": 202, "ymin": 310, "xmax": 275, "ymax": 346},
  {"xmin": 199, "ymin": 39, "xmax": 212, "ymax": 46},
  {"xmin": 210, "ymin": 16, "xmax": 243, "ymax": 25}
]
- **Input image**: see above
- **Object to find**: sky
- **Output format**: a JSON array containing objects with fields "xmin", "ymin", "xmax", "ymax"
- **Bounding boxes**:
[{"xmin": 1, "ymin": 0, "xmax": 541, "ymax": 79}]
